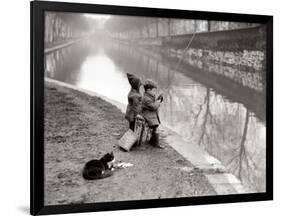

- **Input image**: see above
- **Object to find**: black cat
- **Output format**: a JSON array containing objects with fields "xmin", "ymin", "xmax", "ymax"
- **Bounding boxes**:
[{"xmin": 82, "ymin": 152, "xmax": 115, "ymax": 180}]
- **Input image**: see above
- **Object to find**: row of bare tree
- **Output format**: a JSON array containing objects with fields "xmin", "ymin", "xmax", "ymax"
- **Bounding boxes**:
[
  {"xmin": 44, "ymin": 12, "xmax": 94, "ymax": 44},
  {"xmin": 44, "ymin": 12, "xmax": 260, "ymax": 43},
  {"xmin": 105, "ymin": 17, "xmax": 259, "ymax": 39}
]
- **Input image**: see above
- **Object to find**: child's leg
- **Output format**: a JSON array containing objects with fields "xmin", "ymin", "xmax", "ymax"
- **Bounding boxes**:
[
  {"xmin": 129, "ymin": 120, "xmax": 135, "ymax": 131},
  {"xmin": 149, "ymin": 125, "xmax": 163, "ymax": 148}
]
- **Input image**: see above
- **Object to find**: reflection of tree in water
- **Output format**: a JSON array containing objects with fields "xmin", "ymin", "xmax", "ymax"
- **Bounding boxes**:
[
  {"xmin": 193, "ymin": 87, "xmax": 219, "ymax": 148},
  {"xmin": 228, "ymin": 109, "xmax": 250, "ymax": 178},
  {"xmin": 44, "ymin": 41, "xmax": 94, "ymax": 83},
  {"xmin": 194, "ymin": 88, "xmax": 233, "ymax": 154},
  {"xmin": 193, "ymin": 92, "xmax": 264, "ymax": 192},
  {"xmin": 226, "ymin": 109, "xmax": 261, "ymax": 191}
]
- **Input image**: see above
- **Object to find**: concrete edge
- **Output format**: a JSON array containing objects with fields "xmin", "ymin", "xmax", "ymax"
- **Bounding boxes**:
[{"xmin": 44, "ymin": 38, "xmax": 85, "ymax": 54}]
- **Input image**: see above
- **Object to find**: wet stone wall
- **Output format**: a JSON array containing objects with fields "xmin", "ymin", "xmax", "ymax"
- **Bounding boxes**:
[
  {"xmin": 168, "ymin": 48, "xmax": 264, "ymax": 91},
  {"xmin": 125, "ymin": 26, "xmax": 267, "ymax": 92}
]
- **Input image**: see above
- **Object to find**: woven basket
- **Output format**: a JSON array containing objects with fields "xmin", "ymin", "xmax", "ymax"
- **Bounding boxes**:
[{"xmin": 118, "ymin": 129, "xmax": 138, "ymax": 152}]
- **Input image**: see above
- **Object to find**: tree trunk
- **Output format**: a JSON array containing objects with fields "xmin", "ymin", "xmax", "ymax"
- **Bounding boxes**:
[
  {"xmin": 207, "ymin": 21, "xmax": 211, "ymax": 32},
  {"xmin": 155, "ymin": 19, "xmax": 159, "ymax": 38},
  {"xmin": 168, "ymin": 19, "xmax": 171, "ymax": 36}
]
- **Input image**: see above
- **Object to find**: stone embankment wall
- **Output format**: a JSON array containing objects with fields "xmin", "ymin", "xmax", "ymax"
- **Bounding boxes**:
[{"xmin": 118, "ymin": 26, "xmax": 266, "ymax": 92}]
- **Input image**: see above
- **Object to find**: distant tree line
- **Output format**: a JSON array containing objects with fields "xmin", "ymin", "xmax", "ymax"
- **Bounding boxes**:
[
  {"xmin": 44, "ymin": 13, "xmax": 260, "ymax": 43},
  {"xmin": 105, "ymin": 17, "xmax": 259, "ymax": 39},
  {"xmin": 44, "ymin": 12, "xmax": 93, "ymax": 43}
]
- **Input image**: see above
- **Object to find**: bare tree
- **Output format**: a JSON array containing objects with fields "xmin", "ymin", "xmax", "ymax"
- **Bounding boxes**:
[
  {"xmin": 192, "ymin": 87, "xmax": 216, "ymax": 146},
  {"xmin": 226, "ymin": 109, "xmax": 258, "ymax": 189}
]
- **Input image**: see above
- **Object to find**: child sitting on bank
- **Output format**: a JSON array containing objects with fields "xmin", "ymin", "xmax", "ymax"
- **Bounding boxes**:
[
  {"xmin": 125, "ymin": 73, "xmax": 143, "ymax": 131},
  {"xmin": 142, "ymin": 79, "xmax": 164, "ymax": 149}
]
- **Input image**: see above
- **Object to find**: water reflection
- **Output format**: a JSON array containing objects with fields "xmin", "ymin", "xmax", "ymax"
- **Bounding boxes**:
[
  {"xmin": 79, "ymin": 52, "xmax": 130, "ymax": 104},
  {"xmin": 189, "ymin": 89, "xmax": 266, "ymax": 192},
  {"xmin": 45, "ymin": 39, "xmax": 266, "ymax": 192}
]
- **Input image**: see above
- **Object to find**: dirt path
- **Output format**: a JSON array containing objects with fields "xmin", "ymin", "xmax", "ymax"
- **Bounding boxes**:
[{"xmin": 44, "ymin": 81, "xmax": 216, "ymax": 205}]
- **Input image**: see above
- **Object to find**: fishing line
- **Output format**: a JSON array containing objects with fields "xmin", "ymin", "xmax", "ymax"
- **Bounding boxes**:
[{"xmin": 174, "ymin": 30, "xmax": 197, "ymax": 71}]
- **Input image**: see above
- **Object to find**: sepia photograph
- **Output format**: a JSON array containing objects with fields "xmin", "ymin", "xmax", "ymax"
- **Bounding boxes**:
[{"xmin": 43, "ymin": 10, "xmax": 267, "ymax": 206}]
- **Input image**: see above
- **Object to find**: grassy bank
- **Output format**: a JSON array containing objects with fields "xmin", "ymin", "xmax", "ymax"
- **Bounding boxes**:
[{"xmin": 44, "ymin": 81, "xmax": 216, "ymax": 205}]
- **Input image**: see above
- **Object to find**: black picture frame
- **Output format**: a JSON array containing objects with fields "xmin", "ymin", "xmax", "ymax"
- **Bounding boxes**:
[{"xmin": 30, "ymin": 0, "xmax": 273, "ymax": 215}]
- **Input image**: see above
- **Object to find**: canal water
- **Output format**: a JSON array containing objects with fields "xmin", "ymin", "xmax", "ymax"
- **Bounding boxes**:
[{"xmin": 45, "ymin": 39, "xmax": 266, "ymax": 193}]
